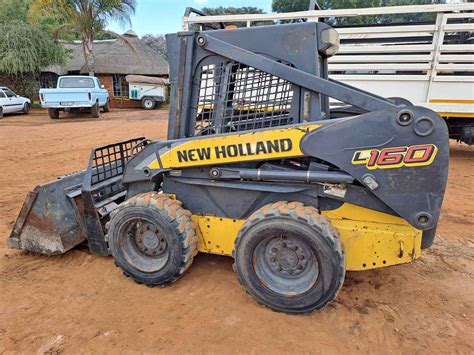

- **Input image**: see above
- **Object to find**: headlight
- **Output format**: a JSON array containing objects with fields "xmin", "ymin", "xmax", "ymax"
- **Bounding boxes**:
[{"xmin": 319, "ymin": 28, "xmax": 340, "ymax": 58}]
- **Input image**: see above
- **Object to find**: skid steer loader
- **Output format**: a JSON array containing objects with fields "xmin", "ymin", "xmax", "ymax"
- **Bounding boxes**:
[{"xmin": 7, "ymin": 21, "xmax": 449, "ymax": 314}]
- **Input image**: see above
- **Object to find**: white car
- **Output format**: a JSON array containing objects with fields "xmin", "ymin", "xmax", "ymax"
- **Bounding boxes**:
[{"xmin": 0, "ymin": 86, "xmax": 31, "ymax": 118}]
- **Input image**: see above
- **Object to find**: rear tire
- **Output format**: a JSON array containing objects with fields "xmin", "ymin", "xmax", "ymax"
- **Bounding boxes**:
[
  {"xmin": 106, "ymin": 193, "xmax": 198, "ymax": 286},
  {"xmin": 141, "ymin": 97, "xmax": 156, "ymax": 110},
  {"xmin": 233, "ymin": 201, "xmax": 345, "ymax": 314},
  {"xmin": 48, "ymin": 108, "xmax": 59, "ymax": 119},
  {"xmin": 0, "ymin": 106, "xmax": 3, "ymax": 119},
  {"xmin": 91, "ymin": 102, "xmax": 100, "ymax": 118},
  {"xmin": 103, "ymin": 99, "xmax": 110, "ymax": 112},
  {"xmin": 22, "ymin": 102, "xmax": 30, "ymax": 114}
]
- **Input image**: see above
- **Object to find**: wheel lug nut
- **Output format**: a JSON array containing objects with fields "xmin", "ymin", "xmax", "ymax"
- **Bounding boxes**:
[
  {"xmin": 271, "ymin": 248, "xmax": 278, "ymax": 253},
  {"xmin": 278, "ymin": 266, "xmax": 283, "ymax": 271},
  {"xmin": 281, "ymin": 243, "xmax": 287, "ymax": 248},
  {"xmin": 300, "ymin": 255, "xmax": 305, "ymax": 260},
  {"xmin": 293, "ymin": 246, "xmax": 298, "ymax": 251},
  {"xmin": 297, "ymin": 265, "xmax": 303, "ymax": 270}
]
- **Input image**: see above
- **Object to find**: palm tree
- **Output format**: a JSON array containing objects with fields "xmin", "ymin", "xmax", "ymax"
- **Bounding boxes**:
[{"xmin": 30, "ymin": 0, "xmax": 136, "ymax": 75}]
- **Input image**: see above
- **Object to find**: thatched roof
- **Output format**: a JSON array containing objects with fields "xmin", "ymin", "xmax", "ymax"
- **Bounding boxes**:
[{"xmin": 46, "ymin": 31, "xmax": 168, "ymax": 76}]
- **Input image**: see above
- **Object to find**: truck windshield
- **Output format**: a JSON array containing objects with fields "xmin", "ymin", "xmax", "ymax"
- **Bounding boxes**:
[{"xmin": 59, "ymin": 77, "xmax": 95, "ymax": 88}]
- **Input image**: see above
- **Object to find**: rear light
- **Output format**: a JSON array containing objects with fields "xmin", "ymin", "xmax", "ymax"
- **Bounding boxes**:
[
  {"xmin": 40, "ymin": 93, "xmax": 44, "ymax": 101},
  {"xmin": 88, "ymin": 92, "xmax": 92, "ymax": 101}
]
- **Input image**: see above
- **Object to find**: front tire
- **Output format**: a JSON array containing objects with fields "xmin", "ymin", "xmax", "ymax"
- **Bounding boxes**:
[
  {"xmin": 48, "ymin": 108, "xmax": 59, "ymax": 119},
  {"xmin": 234, "ymin": 201, "xmax": 345, "ymax": 314},
  {"xmin": 91, "ymin": 101, "xmax": 100, "ymax": 118},
  {"xmin": 106, "ymin": 193, "xmax": 198, "ymax": 286},
  {"xmin": 22, "ymin": 102, "xmax": 30, "ymax": 114},
  {"xmin": 141, "ymin": 97, "xmax": 156, "ymax": 110}
]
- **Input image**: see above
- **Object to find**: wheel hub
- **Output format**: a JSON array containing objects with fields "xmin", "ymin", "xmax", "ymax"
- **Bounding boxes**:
[
  {"xmin": 266, "ymin": 238, "xmax": 309, "ymax": 276},
  {"xmin": 134, "ymin": 222, "xmax": 166, "ymax": 256}
]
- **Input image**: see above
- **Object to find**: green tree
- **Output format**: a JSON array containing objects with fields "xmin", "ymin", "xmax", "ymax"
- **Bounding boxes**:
[
  {"xmin": 200, "ymin": 6, "xmax": 267, "ymax": 28},
  {"xmin": 0, "ymin": 21, "xmax": 66, "ymax": 98},
  {"xmin": 0, "ymin": 0, "xmax": 32, "ymax": 23},
  {"xmin": 272, "ymin": 0, "xmax": 446, "ymax": 25},
  {"xmin": 142, "ymin": 34, "xmax": 168, "ymax": 60},
  {"xmin": 30, "ymin": 0, "xmax": 136, "ymax": 75},
  {"xmin": 272, "ymin": 0, "xmax": 311, "ymax": 13}
]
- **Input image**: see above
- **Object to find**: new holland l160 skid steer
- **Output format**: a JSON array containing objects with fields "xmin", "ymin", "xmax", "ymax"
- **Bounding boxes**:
[{"xmin": 8, "ymin": 21, "xmax": 449, "ymax": 314}]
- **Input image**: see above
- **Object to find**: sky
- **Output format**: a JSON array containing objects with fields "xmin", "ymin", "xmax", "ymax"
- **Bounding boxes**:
[{"xmin": 107, "ymin": 0, "xmax": 273, "ymax": 37}]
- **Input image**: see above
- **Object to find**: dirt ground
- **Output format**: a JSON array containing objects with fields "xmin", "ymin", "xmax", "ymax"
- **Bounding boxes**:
[{"xmin": 0, "ymin": 109, "xmax": 473, "ymax": 354}]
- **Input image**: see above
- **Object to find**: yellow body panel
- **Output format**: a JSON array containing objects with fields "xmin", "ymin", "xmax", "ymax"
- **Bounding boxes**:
[
  {"xmin": 148, "ymin": 124, "xmax": 320, "ymax": 169},
  {"xmin": 192, "ymin": 215, "xmax": 245, "ymax": 255},
  {"xmin": 191, "ymin": 203, "xmax": 422, "ymax": 271},
  {"xmin": 321, "ymin": 204, "xmax": 422, "ymax": 270}
]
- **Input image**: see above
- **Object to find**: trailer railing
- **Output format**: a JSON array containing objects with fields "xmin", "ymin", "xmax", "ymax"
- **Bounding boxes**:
[{"xmin": 183, "ymin": 3, "xmax": 474, "ymax": 116}]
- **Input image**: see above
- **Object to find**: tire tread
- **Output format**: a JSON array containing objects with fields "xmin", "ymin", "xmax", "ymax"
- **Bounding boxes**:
[
  {"xmin": 106, "ymin": 192, "xmax": 198, "ymax": 286},
  {"xmin": 233, "ymin": 201, "xmax": 345, "ymax": 314}
]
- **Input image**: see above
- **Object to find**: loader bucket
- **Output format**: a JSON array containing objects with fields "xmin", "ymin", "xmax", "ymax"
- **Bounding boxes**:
[
  {"xmin": 7, "ymin": 137, "xmax": 148, "ymax": 256},
  {"xmin": 7, "ymin": 172, "xmax": 87, "ymax": 255}
]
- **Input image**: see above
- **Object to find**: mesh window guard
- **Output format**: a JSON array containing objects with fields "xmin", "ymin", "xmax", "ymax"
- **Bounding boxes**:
[{"xmin": 194, "ymin": 62, "xmax": 294, "ymax": 135}]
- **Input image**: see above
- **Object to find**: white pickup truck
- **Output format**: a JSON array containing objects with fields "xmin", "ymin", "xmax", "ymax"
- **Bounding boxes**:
[{"xmin": 40, "ymin": 76, "xmax": 110, "ymax": 119}]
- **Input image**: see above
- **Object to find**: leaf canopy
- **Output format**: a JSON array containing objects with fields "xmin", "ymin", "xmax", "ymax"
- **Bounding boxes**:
[{"xmin": 0, "ymin": 21, "xmax": 66, "ymax": 75}]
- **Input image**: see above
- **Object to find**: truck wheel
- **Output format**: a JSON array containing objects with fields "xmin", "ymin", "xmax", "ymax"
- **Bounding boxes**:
[
  {"xmin": 233, "ymin": 201, "xmax": 345, "ymax": 314},
  {"xmin": 141, "ymin": 97, "xmax": 156, "ymax": 110},
  {"xmin": 106, "ymin": 193, "xmax": 198, "ymax": 286},
  {"xmin": 48, "ymin": 108, "xmax": 60, "ymax": 119},
  {"xmin": 103, "ymin": 99, "xmax": 110, "ymax": 112},
  {"xmin": 91, "ymin": 102, "xmax": 100, "ymax": 118}
]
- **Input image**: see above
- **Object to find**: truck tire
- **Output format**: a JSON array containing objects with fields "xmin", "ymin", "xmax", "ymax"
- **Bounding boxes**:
[
  {"xmin": 106, "ymin": 193, "xmax": 198, "ymax": 287},
  {"xmin": 22, "ymin": 102, "xmax": 30, "ymax": 114},
  {"xmin": 233, "ymin": 201, "xmax": 345, "ymax": 314},
  {"xmin": 103, "ymin": 99, "xmax": 110, "ymax": 112},
  {"xmin": 141, "ymin": 97, "xmax": 156, "ymax": 110},
  {"xmin": 48, "ymin": 108, "xmax": 60, "ymax": 119},
  {"xmin": 91, "ymin": 101, "xmax": 100, "ymax": 118}
]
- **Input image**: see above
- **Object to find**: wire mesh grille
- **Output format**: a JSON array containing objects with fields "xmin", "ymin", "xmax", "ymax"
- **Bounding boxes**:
[
  {"xmin": 90, "ymin": 138, "xmax": 146, "ymax": 203},
  {"xmin": 195, "ymin": 62, "xmax": 294, "ymax": 135}
]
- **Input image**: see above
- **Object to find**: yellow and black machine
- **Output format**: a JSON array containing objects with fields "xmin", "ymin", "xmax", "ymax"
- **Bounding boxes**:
[{"xmin": 8, "ymin": 19, "xmax": 449, "ymax": 313}]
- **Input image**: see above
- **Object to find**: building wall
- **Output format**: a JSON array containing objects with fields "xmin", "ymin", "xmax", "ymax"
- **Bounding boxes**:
[{"xmin": 97, "ymin": 74, "xmax": 142, "ymax": 109}]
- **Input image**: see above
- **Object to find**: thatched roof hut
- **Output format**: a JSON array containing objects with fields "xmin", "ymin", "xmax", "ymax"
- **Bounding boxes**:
[{"xmin": 46, "ymin": 30, "xmax": 168, "ymax": 76}]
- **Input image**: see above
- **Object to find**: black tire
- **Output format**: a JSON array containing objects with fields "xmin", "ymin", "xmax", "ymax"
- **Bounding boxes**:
[
  {"xmin": 22, "ymin": 102, "xmax": 30, "ymax": 114},
  {"xmin": 106, "ymin": 193, "xmax": 198, "ymax": 286},
  {"xmin": 103, "ymin": 99, "xmax": 110, "ymax": 112},
  {"xmin": 48, "ymin": 108, "xmax": 59, "ymax": 119},
  {"xmin": 91, "ymin": 101, "xmax": 100, "ymax": 118},
  {"xmin": 0, "ymin": 106, "xmax": 3, "ymax": 119},
  {"xmin": 233, "ymin": 201, "xmax": 345, "ymax": 314},
  {"xmin": 141, "ymin": 97, "xmax": 156, "ymax": 110}
]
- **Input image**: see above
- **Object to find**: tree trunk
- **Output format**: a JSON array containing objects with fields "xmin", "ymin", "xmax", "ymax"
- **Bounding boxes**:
[{"xmin": 83, "ymin": 34, "xmax": 94, "ymax": 76}]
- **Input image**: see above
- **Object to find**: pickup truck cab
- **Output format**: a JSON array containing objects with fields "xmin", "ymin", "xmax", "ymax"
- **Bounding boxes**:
[
  {"xmin": 40, "ymin": 76, "xmax": 110, "ymax": 119},
  {"xmin": 0, "ymin": 87, "xmax": 31, "ymax": 118}
]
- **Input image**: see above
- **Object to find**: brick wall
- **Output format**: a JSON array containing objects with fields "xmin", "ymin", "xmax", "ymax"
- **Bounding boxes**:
[{"xmin": 97, "ymin": 74, "xmax": 142, "ymax": 109}]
